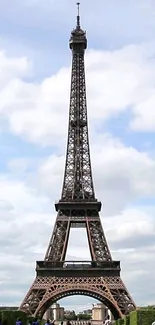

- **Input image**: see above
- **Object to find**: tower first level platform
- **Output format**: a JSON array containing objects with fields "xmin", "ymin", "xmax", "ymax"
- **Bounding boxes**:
[{"xmin": 36, "ymin": 260, "xmax": 121, "ymax": 277}]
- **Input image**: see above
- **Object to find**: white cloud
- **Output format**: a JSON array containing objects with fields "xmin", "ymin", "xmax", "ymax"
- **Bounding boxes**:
[
  {"xmin": 0, "ymin": 50, "xmax": 29, "ymax": 87},
  {"xmin": 0, "ymin": 174, "xmax": 55, "ymax": 306},
  {"xmin": 86, "ymin": 43, "xmax": 155, "ymax": 129},
  {"xmin": 0, "ymin": 63, "xmax": 69, "ymax": 145},
  {"xmin": 0, "ymin": 175, "xmax": 51, "ymax": 215},
  {"xmin": 105, "ymin": 207, "xmax": 155, "ymax": 248},
  {"xmin": 130, "ymin": 92, "xmax": 155, "ymax": 130},
  {"xmin": 0, "ymin": 44, "xmax": 155, "ymax": 146},
  {"xmin": 92, "ymin": 134, "xmax": 155, "ymax": 213}
]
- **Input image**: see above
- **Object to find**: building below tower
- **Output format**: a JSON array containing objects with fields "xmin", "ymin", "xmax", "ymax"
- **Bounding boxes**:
[
  {"xmin": 43, "ymin": 303, "xmax": 64, "ymax": 321},
  {"xmin": 92, "ymin": 303, "xmax": 108, "ymax": 321},
  {"xmin": 43, "ymin": 302, "xmax": 114, "ymax": 323}
]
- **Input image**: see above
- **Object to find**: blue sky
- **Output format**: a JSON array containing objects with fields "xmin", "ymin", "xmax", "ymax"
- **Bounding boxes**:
[{"xmin": 0, "ymin": 0, "xmax": 155, "ymax": 315}]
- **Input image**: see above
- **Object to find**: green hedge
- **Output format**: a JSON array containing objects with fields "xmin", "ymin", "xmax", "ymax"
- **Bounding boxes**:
[
  {"xmin": 117, "ymin": 318, "xmax": 124, "ymax": 325},
  {"xmin": 0, "ymin": 310, "xmax": 46, "ymax": 325},
  {"xmin": 114, "ymin": 307, "xmax": 155, "ymax": 325},
  {"xmin": 0, "ymin": 310, "xmax": 27, "ymax": 325},
  {"xmin": 129, "ymin": 311, "xmax": 138, "ymax": 325},
  {"xmin": 124, "ymin": 315, "xmax": 130, "ymax": 325},
  {"xmin": 0, "ymin": 309, "xmax": 47, "ymax": 325},
  {"xmin": 137, "ymin": 308, "xmax": 155, "ymax": 325}
]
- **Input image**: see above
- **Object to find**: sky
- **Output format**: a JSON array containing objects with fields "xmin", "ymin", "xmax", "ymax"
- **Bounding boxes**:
[{"xmin": 0, "ymin": 0, "xmax": 155, "ymax": 314}]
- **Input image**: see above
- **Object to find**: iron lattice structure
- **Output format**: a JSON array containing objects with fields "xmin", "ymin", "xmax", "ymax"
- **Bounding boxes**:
[{"xmin": 19, "ymin": 9, "xmax": 136, "ymax": 319}]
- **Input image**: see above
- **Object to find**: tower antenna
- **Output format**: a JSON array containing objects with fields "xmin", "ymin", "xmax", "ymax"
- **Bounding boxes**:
[{"xmin": 76, "ymin": 2, "xmax": 80, "ymax": 28}]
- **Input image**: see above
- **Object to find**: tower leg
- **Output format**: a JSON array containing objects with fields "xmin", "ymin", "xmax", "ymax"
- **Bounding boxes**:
[
  {"xmin": 86, "ymin": 217, "xmax": 112, "ymax": 261},
  {"xmin": 44, "ymin": 217, "xmax": 71, "ymax": 262}
]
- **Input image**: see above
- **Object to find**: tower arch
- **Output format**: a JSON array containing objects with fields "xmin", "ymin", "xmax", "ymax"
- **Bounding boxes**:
[{"xmin": 37, "ymin": 287, "xmax": 121, "ymax": 320}]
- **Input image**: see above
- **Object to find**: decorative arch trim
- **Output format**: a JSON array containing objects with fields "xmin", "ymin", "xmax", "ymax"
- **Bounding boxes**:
[{"xmin": 35, "ymin": 286, "xmax": 120, "ymax": 320}]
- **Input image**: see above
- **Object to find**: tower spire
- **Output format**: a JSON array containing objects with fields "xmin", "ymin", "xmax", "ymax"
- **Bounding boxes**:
[
  {"xmin": 76, "ymin": 2, "xmax": 80, "ymax": 28},
  {"xmin": 59, "ymin": 1, "xmax": 95, "ymax": 203}
]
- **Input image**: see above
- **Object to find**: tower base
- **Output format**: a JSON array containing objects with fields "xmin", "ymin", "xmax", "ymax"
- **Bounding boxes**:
[{"xmin": 19, "ymin": 261, "xmax": 136, "ymax": 319}]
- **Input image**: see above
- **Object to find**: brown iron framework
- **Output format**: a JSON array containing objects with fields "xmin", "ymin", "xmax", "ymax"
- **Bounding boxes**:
[
  {"xmin": 19, "ymin": 5, "xmax": 136, "ymax": 319},
  {"xmin": 19, "ymin": 270, "xmax": 135, "ymax": 319}
]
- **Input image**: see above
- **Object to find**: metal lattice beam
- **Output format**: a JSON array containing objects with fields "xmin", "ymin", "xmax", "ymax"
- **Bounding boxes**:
[
  {"xmin": 20, "ymin": 275, "xmax": 136, "ymax": 319},
  {"xmin": 61, "ymin": 46, "xmax": 95, "ymax": 201}
]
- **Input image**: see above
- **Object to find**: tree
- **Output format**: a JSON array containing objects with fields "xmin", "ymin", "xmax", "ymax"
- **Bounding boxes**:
[{"xmin": 77, "ymin": 314, "xmax": 91, "ymax": 320}]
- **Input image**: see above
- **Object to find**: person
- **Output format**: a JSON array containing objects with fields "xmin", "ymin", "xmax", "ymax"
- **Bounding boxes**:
[
  {"xmin": 28, "ymin": 320, "xmax": 32, "ymax": 325},
  {"xmin": 32, "ymin": 319, "xmax": 39, "ymax": 325},
  {"xmin": 66, "ymin": 321, "xmax": 71, "ymax": 325},
  {"xmin": 105, "ymin": 315, "xmax": 111, "ymax": 325},
  {"xmin": 45, "ymin": 320, "xmax": 50, "ymax": 325},
  {"xmin": 16, "ymin": 318, "xmax": 22, "ymax": 325},
  {"xmin": 51, "ymin": 321, "xmax": 55, "ymax": 325}
]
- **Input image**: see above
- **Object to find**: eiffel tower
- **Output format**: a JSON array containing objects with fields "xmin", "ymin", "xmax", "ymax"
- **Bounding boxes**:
[{"xmin": 19, "ymin": 4, "xmax": 136, "ymax": 319}]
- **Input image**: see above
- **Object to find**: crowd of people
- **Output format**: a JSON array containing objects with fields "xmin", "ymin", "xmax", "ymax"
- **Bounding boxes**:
[
  {"xmin": 45, "ymin": 320, "xmax": 71, "ymax": 325},
  {"xmin": 16, "ymin": 319, "xmax": 75, "ymax": 325},
  {"xmin": 0, "ymin": 316, "xmax": 112, "ymax": 325}
]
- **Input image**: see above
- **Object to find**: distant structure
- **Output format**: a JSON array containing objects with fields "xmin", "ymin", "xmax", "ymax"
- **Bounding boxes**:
[
  {"xmin": 92, "ymin": 303, "xmax": 108, "ymax": 321},
  {"xmin": 0, "ymin": 307, "xmax": 18, "ymax": 311},
  {"xmin": 81, "ymin": 309, "xmax": 92, "ymax": 316},
  {"xmin": 64, "ymin": 309, "xmax": 76, "ymax": 319},
  {"xmin": 44, "ymin": 303, "xmax": 64, "ymax": 321}
]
